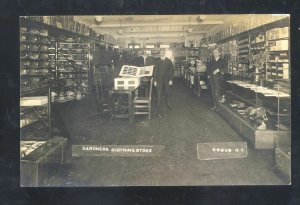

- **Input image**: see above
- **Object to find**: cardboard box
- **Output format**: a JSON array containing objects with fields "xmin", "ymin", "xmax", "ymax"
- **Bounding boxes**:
[{"xmin": 42, "ymin": 16, "xmax": 51, "ymax": 25}]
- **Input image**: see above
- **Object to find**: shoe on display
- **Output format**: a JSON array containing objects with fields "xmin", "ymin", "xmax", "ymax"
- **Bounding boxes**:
[{"xmin": 219, "ymin": 95, "xmax": 226, "ymax": 103}]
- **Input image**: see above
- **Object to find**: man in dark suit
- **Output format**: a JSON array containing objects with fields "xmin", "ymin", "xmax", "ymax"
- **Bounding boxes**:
[
  {"xmin": 207, "ymin": 48, "xmax": 227, "ymax": 110},
  {"xmin": 153, "ymin": 50, "xmax": 174, "ymax": 118}
]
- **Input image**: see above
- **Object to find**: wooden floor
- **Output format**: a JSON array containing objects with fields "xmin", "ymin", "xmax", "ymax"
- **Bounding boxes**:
[{"xmin": 46, "ymin": 79, "xmax": 288, "ymax": 186}]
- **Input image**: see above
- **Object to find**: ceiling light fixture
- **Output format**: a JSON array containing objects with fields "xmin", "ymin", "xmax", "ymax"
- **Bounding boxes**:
[
  {"xmin": 94, "ymin": 16, "xmax": 103, "ymax": 25},
  {"xmin": 197, "ymin": 15, "xmax": 207, "ymax": 22}
]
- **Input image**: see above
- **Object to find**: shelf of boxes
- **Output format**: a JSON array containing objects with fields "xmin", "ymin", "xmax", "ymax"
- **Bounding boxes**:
[
  {"xmin": 55, "ymin": 42, "xmax": 90, "ymax": 102},
  {"xmin": 216, "ymin": 17, "xmax": 289, "ymax": 44},
  {"xmin": 20, "ymin": 28, "xmax": 56, "ymax": 93},
  {"xmin": 265, "ymin": 26, "xmax": 289, "ymax": 80},
  {"xmin": 236, "ymin": 36, "xmax": 250, "ymax": 77},
  {"xmin": 21, "ymin": 17, "xmax": 105, "ymax": 44}
]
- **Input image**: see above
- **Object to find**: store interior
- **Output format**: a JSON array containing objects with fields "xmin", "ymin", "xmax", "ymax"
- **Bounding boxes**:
[{"xmin": 20, "ymin": 15, "xmax": 291, "ymax": 186}]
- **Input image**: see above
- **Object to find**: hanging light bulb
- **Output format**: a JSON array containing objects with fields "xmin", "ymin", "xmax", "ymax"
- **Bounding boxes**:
[
  {"xmin": 187, "ymin": 16, "xmax": 193, "ymax": 33},
  {"xmin": 95, "ymin": 16, "xmax": 103, "ymax": 23},
  {"xmin": 117, "ymin": 18, "xmax": 123, "ymax": 35}
]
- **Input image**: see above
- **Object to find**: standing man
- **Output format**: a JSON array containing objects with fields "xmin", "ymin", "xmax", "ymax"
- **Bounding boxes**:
[
  {"xmin": 154, "ymin": 50, "xmax": 174, "ymax": 118},
  {"xmin": 207, "ymin": 48, "xmax": 227, "ymax": 110}
]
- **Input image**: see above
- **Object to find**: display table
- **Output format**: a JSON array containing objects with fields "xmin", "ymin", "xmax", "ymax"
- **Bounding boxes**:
[
  {"xmin": 184, "ymin": 71, "xmax": 208, "ymax": 96},
  {"xmin": 20, "ymin": 137, "xmax": 68, "ymax": 186},
  {"xmin": 109, "ymin": 89, "xmax": 136, "ymax": 123},
  {"xmin": 193, "ymin": 72, "xmax": 208, "ymax": 96}
]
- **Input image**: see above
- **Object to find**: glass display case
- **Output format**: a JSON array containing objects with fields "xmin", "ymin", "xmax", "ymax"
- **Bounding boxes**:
[
  {"xmin": 20, "ymin": 137, "xmax": 67, "ymax": 186},
  {"xmin": 216, "ymin": 17, "xmax": 290, "ymax": 163},
  {"xmin": 20, "ymin": 87, "xmax": 52, "ymax": 141}
]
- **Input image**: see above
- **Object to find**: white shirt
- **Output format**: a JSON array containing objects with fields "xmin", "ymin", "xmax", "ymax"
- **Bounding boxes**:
[{"xmin": 214, "ymin": 57, "xmax": 220, "ymax": 62}]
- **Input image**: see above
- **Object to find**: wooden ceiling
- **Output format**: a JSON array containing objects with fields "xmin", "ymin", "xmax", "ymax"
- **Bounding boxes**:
[{"xmin": 74, "ymin": 15, "xmax": 286, "ymax": 43}]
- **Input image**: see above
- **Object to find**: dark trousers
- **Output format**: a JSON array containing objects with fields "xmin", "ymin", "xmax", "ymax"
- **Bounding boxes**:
[
  {"xmin": 209, "ymin": 75, "xmax": 223, "ymax": 107},
  {"xmin": 156, "ymin": 79, "xmax": 171, "ymax": 110}
]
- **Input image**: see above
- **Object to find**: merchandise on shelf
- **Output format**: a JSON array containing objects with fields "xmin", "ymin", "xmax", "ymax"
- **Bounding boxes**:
[
  {"xmin": 20, "ymin": 28, "xmax": 56, "ymax": 92},
  {"xmin": 267, "ymin": 39, "xmax": 288, "ymax": 51},
  {"xmin": 266, "ymin": 27, "xmax": 289, "ymax": 40},
  {"xmin": 223, "ymin": 18, "xmax": 290, "ymax": 82},
  {"xmin": 55, "ymin": 41, "xmax": 90, "ymax": 102}
]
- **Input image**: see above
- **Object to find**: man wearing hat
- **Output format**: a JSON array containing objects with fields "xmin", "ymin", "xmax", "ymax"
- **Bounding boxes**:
[
  {"xmin": 207, "ymin": 48, "xmax": 227, "ymax": 110},
  {"xmin": 153, "ymin": 50, "xmax": 174, "ymax": 118}
]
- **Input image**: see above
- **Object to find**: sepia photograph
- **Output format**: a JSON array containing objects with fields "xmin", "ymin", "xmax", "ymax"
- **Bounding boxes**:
[{"xmin": 19, "ymin": 14, "xmax": 291, "ymax": 186}]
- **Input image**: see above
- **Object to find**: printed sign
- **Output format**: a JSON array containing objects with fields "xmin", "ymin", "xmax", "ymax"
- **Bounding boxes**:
[
  {"xmin": 197, "ymin": 142, "xmax": 248, "ymax": 160},
  {"xmin": 72, "ymin": 145, "xmax": 165, "ymax": 157}
]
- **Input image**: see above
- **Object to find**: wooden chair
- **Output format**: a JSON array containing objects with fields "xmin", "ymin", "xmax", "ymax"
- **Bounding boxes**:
[{"xmin": 133, "ymin": 77, "xmax": 153, "ymax": 120}]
